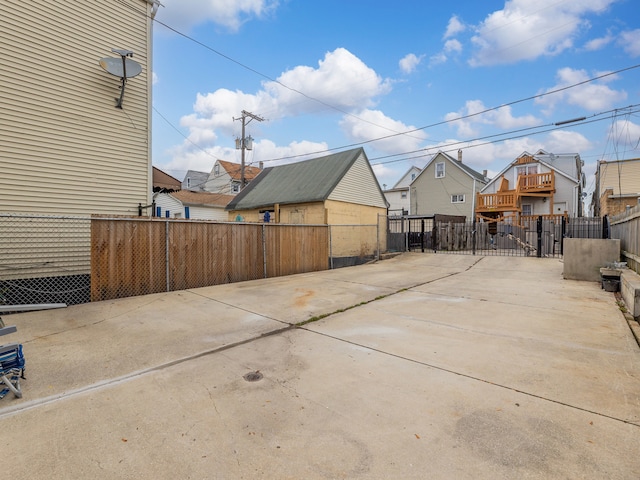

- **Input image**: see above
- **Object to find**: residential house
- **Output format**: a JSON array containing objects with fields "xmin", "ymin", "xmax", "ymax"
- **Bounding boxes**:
[
  {"xmin": 153, "ymin": 191, "xmax": 233, "ymax": 220},
  {"xmin": 182, "ymin": 170, "xmax": 210, "ymax": 192},
  {"xmin": 477, "ymin": 150, "xmax": 585, "ymax": 223},
  {"xmin": 384, "ymin": 166, "xmax": 421, "ymax": 215},
  {"xmin": 1, "ymin": 0, "xmax": 160, "ymax": 215},
  {"xmin": 153, "ymin": 167, "xmax": 181, "ymax": 192},
  {"xmin": 592, "ymin": 158, "xmax": 640, "ymax": 216},
  {"xmin": 204, "ymin": 159, "xmax": 263, "ymax": 195},
  {"xmin": 410, "ymin": 150, "xmax": 488, "ymax": 219}
]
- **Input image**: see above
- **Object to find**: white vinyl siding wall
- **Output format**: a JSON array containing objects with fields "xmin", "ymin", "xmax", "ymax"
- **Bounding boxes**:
[
  {"xmin": 188, "ymin": 206, "xmax": 228, "ymax": 221},
  {"xmin": 600, "ymin": 160, "xmax": 640, "ymax": 195},
  {"xmin": 328, "ymin": 153, "xmax": 388, "ymax": 208},
  {"xmin": 154, "ymin": 194, "xmax": 184, "ymax": 218},
  {"xmin": 1, "ymin": 0, "xmax": 152, "ymax": 216}
]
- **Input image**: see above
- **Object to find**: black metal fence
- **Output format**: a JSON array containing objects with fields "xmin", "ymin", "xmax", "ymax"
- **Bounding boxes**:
[{"xmin": 386, "ymin": 215, "xmax": 609, "ymax": 258}]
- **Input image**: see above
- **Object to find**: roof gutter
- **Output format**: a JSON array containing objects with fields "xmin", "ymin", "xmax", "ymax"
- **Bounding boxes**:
[{"xmin": 146, "ymin": 0, "xmax": 162, "ymax": 18}]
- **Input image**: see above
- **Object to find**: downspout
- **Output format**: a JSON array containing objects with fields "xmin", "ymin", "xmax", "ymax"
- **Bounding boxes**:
[{"xmin": 145, "ymin": 0, "xmax": 163, "ymax": 213}]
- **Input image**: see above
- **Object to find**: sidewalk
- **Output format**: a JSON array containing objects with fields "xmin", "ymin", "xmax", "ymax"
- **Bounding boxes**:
[{"xmin": 1, "ymin": 253, "xmax": 639, "ymax": 479}]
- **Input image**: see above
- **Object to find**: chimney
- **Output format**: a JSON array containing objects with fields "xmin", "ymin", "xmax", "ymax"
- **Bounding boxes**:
[
  {"xmin": 482, "ymin": 169, "xmax": 488, "ymax": 178},
  {"xmin": 457, "ymin": 149, "xmax": 462, "ymax": 162}
]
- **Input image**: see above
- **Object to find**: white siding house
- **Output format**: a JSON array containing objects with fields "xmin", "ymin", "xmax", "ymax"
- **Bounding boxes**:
[
  {"xmin": 479, "ymin": 150, "xmax": 584, "ymax": 220},
  {"xmin": 153, "ymin": 191, "xmax": 234, "ymax": 221},
  {"xmin": 1, "ymin": 0, "xmax": 160, "ymax": 215},
  {"xmin": 204, "ymin": 160, "xmax": 263, "ymax": 195},
  {"xmin": 384, "ymin": 166, "xmax": 421, "ymax": 215}
]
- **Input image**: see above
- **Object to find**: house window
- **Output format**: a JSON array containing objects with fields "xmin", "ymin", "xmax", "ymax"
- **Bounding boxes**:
[
  {"xmin": 451, "ymin": 194, "xmax": 465, "ymax": 203},
  {"xmin": 214, "ymin": 163, "xmax": 220, "ymax": 176},
  {"xmin": 401, "ymin": 191, "xmax": 407, "ymax": 199},
  {"xmin": 231, "ymin": 183, "xmax": 240, "ymax": 193},
  {"xmin": 411, "ymin": 173, "xmax": 416, "ymax": 180},
  {"xmin": 184, "ymin": 206, "xmax": 190, "ymax": 219},
  {"xmin": 186, "ymin": 177, "xmax": 191, "ymax": 188},
  {"xmin": 522, "ymin": 204, "xmax": 532, "ymax": 216},
  {"xmin": 516, "ymin": 164, "xmax": 537, "ymax": 183},
  {"xmin": 435, "ymin": 162, "xmax": 445, "ymax": 178}
]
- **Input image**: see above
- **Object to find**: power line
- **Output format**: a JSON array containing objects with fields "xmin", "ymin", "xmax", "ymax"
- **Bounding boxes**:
[
  {"xmin": 241, "ymin": 65, "xmax": 640, "ymax": 165},
  {"xmin": 144, "ymin": 3, "xmax": 640, "ymax": 171},
  {"xmin": 369, "ymin": 105, "xmax": 640, "ymax": 167}
]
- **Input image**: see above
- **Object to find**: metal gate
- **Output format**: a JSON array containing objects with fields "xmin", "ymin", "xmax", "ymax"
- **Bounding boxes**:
[{"xmin": 386, "ymin": 216, "xmax": 608, "ymax": 258}]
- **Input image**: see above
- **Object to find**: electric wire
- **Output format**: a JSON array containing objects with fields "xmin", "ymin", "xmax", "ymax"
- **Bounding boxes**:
[
  {"xmin": 135, "ymin": 0, "xmax": 640, "ymax": 202},
  {"xmin": 132, "ymin": 0, "xmax": 640, "ymax": 164}
]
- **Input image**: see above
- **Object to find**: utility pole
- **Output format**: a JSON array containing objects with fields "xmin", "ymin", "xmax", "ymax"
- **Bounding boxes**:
[{"xmin": 234, "ymin": 110, "xmax": 264, "ymax": 189}]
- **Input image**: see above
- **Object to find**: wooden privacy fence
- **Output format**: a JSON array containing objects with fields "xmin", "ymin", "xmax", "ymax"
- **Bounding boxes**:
[
  {"xmin": 91, "ymin": 218, "xmax": 329, "ymax": 301},
  {"xmin": 610, "ymin": 206, "xmax": 640, "ymax": 273}
]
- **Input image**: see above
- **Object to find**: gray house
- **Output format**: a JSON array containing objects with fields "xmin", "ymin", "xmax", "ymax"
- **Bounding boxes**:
[
  {"xmin": 182, "ymin": 170, "xmax": 209, "ymax": 192},
  {"xmin": 410, "ymin": 150, "xmax": 488, "ymax": 218}
]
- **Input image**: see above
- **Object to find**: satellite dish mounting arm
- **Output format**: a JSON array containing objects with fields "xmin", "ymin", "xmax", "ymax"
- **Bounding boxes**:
[{"xmin": 113, "ymin": 49, "xmax": 133, "ymax": 109}]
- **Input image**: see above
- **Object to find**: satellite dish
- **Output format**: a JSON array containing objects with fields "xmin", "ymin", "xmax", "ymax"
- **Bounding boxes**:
[
  {"xmin": 99, "ymin": 57, "xmax": 142, "ymax": 79},
  {"xmin": 98, "ymin": 49, "xmax": 142, "ymax": 109}
]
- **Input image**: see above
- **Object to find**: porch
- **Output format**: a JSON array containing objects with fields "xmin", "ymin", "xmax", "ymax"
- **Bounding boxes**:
[{"xmin": 475, "ymin": 171, "xmax": 557, "ymax": 223}]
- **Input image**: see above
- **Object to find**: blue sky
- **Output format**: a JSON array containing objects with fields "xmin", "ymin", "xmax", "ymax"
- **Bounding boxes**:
[{"xmin": 151, "ymin": 0, "xmax": 640, "ymax": 197}]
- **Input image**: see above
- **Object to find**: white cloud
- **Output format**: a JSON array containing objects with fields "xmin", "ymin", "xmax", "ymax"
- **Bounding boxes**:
[
  {"xmin": 429, "ymin": 52, "xmax": 448, "ymax": 66},
  {"xmin": 371, "ymin": 163, "xmax": 399, "ymax": 187},
  {"xmin": 544, "ymin": 130, "xmax": 593, "ymax": 153},
  {"xmin": 430, "ymin": 17, "xmax": 465, "ymax": 67},
  {"xmin": 535, "ymin": 67, "xmax": 627, "ymax": 112},
  {"xmin": 340, "ymin": 109, "xmax": 427, "ymax": 154},
  {"xmin": 444, "ymin": 15, "xmax": 466, "ymax": 39},
  {"xmin": 583, "ymin": 33, "xmax": 614, "ymax": 51},
  {"xmin": 268, "ymin": 48, "xmax": 392, "ymax": 114},
  {"xmin": 162, "ymin": 138, "xmax": 330, "ymax": 176},
  {"xmin": 608, "ymin": 119, "xmax": 640, "ymax": 149},
  {"xmin": 445, "ymin": 100, "xmax": 540, "ymax": 138},
  {"xmin": 444, "ymin": 39, "xmax": 463, "ymax": 54},
  {"xmin": 419, "ymin": 128, "xmax": 591, "ymax": 179},
  {"xmin": 152, "ymin": 72, "xmax": 159, "ymax": 85},
  {"xmin": 618, "ymin": 29, "xmax": 640, "ymax": 57},
  {"xmin": 167, "ymin": 48, "xmax": 393, "ymax": 168},
  {"xmin": 469, "ymin": 0, "xmax": 618, "ymax": 66},
  {"xmin": 399, "ymin": 53, "xmax": 424, "ymax": 74},
  {"xmin": 156, "ymin": 0, "xmax": 278, "ymax": 32}
]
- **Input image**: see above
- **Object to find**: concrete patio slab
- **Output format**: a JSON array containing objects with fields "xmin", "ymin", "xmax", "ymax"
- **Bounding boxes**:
[{"xmin": 0, "ymin": 253, "xmax": 638, "ymax": 479}]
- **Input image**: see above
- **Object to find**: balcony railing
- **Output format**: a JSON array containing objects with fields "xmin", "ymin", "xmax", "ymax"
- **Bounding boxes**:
[
  {"xmin": 475, "ymin": 191, "xmax": 518, "ymax": 212},
  {"xmin": 517, "ymin": 172, "xmax": 554, "ymax": 193},
  {"xmin": 476, "ymin": 171, "xmax": 556, "ymax": 217}
]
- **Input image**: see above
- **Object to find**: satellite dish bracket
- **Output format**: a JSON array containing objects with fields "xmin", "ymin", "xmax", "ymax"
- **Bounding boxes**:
[
  {"xmin": 116, "ymin": 55, "xmax": 129, "ymax": 109},
  {"xmin": 99, "ymin": 49, "xmax": 142, "ymax": 109}
]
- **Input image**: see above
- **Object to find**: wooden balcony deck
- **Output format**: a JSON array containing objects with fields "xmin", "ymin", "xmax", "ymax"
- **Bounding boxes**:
[
  {"xmin": 475, "ymin": 191, "xmax": 518, "ymax": 213},
  {"xmin": 476, "ymin": 171, "xmax": 556, "ymax": 217},
  {"xmin": 517, "ymin": 172, "xmax": 554, "ymax": 193}
]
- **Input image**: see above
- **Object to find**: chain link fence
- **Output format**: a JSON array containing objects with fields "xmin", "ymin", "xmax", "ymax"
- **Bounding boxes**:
[
  {"xmin": 0, "ymin": 214, "xmax": 91, "ymax": 305},
  {"xmin": 0, "ymin": 214, "xmax": 386, "ymax": 306}
]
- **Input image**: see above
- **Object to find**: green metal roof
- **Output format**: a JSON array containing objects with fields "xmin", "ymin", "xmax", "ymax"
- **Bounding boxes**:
[{"xmin": 226, "ymin": 148, "xmax": 364, "ymax": 211}]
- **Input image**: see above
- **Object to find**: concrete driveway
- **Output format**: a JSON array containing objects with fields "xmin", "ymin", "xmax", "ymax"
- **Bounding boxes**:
[{"xmin": 1, "ymin": 253, "xmax": 639, "ymax": 479}]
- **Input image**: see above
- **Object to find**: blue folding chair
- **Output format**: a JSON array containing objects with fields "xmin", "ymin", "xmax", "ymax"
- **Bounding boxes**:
[{"xmin": 0, "ymin": 343, "xmax": 25, "ymax": 399}]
